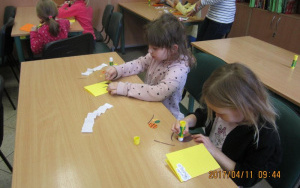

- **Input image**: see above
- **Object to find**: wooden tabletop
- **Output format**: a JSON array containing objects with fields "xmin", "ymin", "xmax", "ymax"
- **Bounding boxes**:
[
  {"xmin": 12, "ymin": 52, "xmax": 236, "ymax": 187},
  {"xmin": 11, "ymin": 7, "xmax": 83, "ymax": 37},
  {"xmin": 119, "ymin": 2, "xmax": 202, "ymax": 23},
  {"xmin": 192, "ymin": 36, "xmax": 300, "ymax": 106}
]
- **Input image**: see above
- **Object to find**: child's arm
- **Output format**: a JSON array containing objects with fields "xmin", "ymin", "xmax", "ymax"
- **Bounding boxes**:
[
  {"xmin": 57, "ymin": 2, "xmax": 78, "ymax": 18},
  {"xmin": 30, "ymin": 30, "xmax": 45, "ymax": 55},
  {"xmin": 109, "ymin": 61, "xmax": 188, "ymax": 102},
  {"xmin": 114, "ymin": 54, "xmax": 152, "ymax": 80},
  {"xmin": 192, "ymin": 134, "xmax": 236, "ymax": 170}
]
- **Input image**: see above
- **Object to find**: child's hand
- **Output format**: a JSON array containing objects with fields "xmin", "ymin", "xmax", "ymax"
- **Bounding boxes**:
[
  {"xmin": 171, "ymin": 120, "xmax": 189, "ymax": 135},
  {"xmin": 107, "ymin": 82, "xmax": 119, "ymax": 95},
  {"xmin": 192, "ymin": 134, "xmax": 218, "ymax": 155},
  {"xmin": 31, "ymin": 26, "xmax": 37, "ymax": 31},
  {"xmin": 187, "ymin": 1, "xmax": 201, "ymax": 16},
  {"xmin": 105, "ymin": 66, "xmax": 118, "ymax": 81}
]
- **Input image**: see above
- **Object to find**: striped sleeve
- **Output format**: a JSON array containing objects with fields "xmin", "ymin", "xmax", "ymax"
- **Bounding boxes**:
[{"xmin": 201, "ymin": 0, "xmax": 236, "ymax": 23}]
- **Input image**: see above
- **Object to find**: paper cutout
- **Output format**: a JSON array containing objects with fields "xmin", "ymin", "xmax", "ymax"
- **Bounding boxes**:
[
  {"xmin": 69, "ymin": 18, "xmax": 75, "ymax": 23},
  {"xmin": 166, "ymin": 144, "xmax": 220, "ymax": 182},
  {"xmin": 20, "ymin": 23, "xmax": 35, "ymax": 32},
  {"xmin": 84, "ymin": 81, "xmax": 110, "ymax": 97},
  {"xmin": 147, "ymin": 115, "xmax": 160, "ymax": 129},
  {"xmin": 81, "ymin": 63, "xmax": 108, "ymax": 76},
  {"xmin": 81, "ymin": 103, "xmax": 113, "ymax": 133},
  {"xmin": 176, "ymin": 163, "xmax": 191, "ymax": 181}
]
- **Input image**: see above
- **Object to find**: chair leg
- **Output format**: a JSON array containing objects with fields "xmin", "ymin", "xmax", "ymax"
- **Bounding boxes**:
[
  {"xmin": 0, "ymin": 150, "xmax": 13, "ymax": 172},
  {"xmin": 4, "ymin": 88, "xmax": 16, "ymax": 110},
  {"xmin": 9, "ymin": 64, "xmax": 19, "ymax": 83},
  {"xmin": 9, "ymin": 54, "xmax": 20, "ymax": 72}
]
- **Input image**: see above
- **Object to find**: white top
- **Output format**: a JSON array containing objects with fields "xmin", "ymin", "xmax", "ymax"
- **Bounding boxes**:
[{"xmin": 200, "ymin": 0, "xmax": 236, "ymax": 24}]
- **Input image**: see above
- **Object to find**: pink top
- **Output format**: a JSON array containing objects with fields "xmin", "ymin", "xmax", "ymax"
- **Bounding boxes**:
[
  {"xmin": 58, "ymin": 0, "xmax": 95, "ymax": 39},
  {"xmin": 113, "ymin": 53, "xmax": 190, "ymax": 120},
  {"xmin": 30, "ymin": 19, "xmax": 70, "ymax": 55}
]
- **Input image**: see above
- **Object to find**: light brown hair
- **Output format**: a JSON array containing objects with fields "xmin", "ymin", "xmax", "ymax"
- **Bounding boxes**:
[
  {"xmin": 36, "ymin": 0, "xmax": 59, "ymax": 37},
  {"xmin": 201, "ymin": 63, "xmax": 278, "ymax": 144}
]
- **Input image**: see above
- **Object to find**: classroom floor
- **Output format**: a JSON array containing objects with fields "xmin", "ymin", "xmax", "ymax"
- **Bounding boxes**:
[{"xmin": 0, "ymin": 47, "xmax": 271, "ymax": 188}]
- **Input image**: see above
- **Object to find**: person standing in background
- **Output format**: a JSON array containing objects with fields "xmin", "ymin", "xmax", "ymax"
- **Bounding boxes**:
[{"xmin": 188, "ymin": 0, "xmax": 236, "ymax": 41}]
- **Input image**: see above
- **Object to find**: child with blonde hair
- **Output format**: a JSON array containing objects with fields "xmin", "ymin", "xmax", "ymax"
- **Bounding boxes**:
[
  {"xmin": 58, "ymin": 0, "xmax": 95, "ymax": 39},
  {"xmin": 106, "ymin": 13, "xmax": 195, "ymax": 120},
  {"xmin": 30, "ymin": 0, "xmax": 70, "ymax": 55},
  {"xmin": 172, "ymin": 63, "xmax": 282, "ymax": 187}
]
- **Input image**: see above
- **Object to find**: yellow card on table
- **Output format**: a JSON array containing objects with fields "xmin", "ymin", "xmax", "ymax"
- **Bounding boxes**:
[
  {"xmin": 166, "ymin": 144, "xmax": 220, "ymax": 182},
  {"xmin": 84, "ymin": 81, "xmax": 110, "ymax": 97}
]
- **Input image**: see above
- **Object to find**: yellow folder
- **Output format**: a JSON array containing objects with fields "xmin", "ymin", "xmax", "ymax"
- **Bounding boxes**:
[{"xmin": 166, "ymin": 144, "xmax": 220, "ymax": 182}]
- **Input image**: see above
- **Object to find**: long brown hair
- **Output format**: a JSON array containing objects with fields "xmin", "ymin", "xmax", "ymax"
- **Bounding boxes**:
[
  {"xmin": 201, "ymin": 63, "xmax": 278, "ymax": 144},
  {"xmin": 145, "ymin": 13, "xmax": 195, "ymax": 67},
  {"xmin": 36, "ymin": 0, "xmax": 60, "ymax": 37}
]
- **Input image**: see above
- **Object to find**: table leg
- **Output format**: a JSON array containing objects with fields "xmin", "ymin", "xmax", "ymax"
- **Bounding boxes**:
[{"xmin": 14, "ymin": 37, "xmax": 25, "ymax": 63}]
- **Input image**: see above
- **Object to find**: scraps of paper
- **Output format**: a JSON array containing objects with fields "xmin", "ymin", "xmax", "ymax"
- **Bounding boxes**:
[
  {"xmin": 81, "ymin": 103, "xmax": 113, "ymax": 133},
  {"xmin": 81, "ymin": 63, "xmax": 108, "ymax": 76}
]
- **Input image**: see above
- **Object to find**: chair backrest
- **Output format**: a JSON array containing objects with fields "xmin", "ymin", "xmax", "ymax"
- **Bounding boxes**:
[
  {"xmin": 266, "ymin": 96, "xmax": 300, "ymax": 188},
  {"xmin": 106, "ymin": 12, "xmax": 123, "ymax": 51},
  {"xmin": 42, "ymin": 33, "xmax": 95, "ymax": 59},
  {"xmin": 3, "ymin": 6, "xmax": 16, "ymax": 25},
  {"xmin": 0, "ymin": 76, "xmax": 4, "ymax": 147},
  {"xmin": 102, "ymin": 4, "xmax": 114, "ymax": 33},
  {"xmin": 0, "ymin": 17, "xmax": 14, "ymax": 58},
  {"xmin": 185, "ymin": 52, "xmax": 227, "ymax": 102}
]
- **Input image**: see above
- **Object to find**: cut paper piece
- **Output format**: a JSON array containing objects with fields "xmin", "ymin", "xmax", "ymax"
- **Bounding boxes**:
[
  {"xmin": 81, "ymin": 63, "xmax": 108, "ymax": 76},
  {"xmin": 166, "ymin": 144, "xmax": 220, "ymax": 182},
  {"xmin": 147, "ymin": 115, "xmax": 160, "ymax": 129},
  {"xmin": 69, "ymin": 18, "xmax": 75, "ymax": 23},
  {"xmin": 20, "ymin": 23, "xmax": 35, "ymax": 32},
  {"xmin": 81, "ymin": 103, "xmax": 113, "ymax": 133},
  {"xmin": 84, "ymin": 81, "xmax": 110, "ymax": 97}
]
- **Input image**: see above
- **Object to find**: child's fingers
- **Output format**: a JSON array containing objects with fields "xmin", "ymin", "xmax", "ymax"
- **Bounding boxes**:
[
  {"xmin": 192, "ymin": 134, "xmax": 204, "ymax": 143},
  {"xmin": 171, "ymin": 121, "xmax": 181, "ymax": 134}
]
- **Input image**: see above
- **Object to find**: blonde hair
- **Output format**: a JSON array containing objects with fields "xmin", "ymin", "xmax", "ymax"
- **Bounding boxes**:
[
  {"xmin": 145, "ymin": 13, "xmax": 195, "ymax": 68},
  {"xmin": 36, "ymin": 0, "xmax": 59, "ymax": 37},
  {"xmin": 201, "ymin": 63, "xmax": 278, "ymax": 144}
]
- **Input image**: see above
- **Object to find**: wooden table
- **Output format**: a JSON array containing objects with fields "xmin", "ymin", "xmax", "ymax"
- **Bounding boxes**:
[
  {"xmin": 192, "ymin": 36, "xmax": 300, "ymax": 107},
  {"xmin": 119, "ymin": 2, "xmax": 203, "ymax": 54},
  {"xmin": 11, "ymin": 7, "xmax": 83, "ymax": 63},
  {"xmin": 12, "ymin": 52, "xmax": 237, "ymax": 188}
]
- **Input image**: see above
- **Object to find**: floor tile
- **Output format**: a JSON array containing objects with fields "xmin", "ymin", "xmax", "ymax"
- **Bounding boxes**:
[{"xmin": 0, "ymin": 169, "xmax": 12, "ymax": 188}]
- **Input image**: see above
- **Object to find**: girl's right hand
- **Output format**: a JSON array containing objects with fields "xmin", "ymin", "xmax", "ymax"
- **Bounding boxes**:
[
  {"xmin": 171, "ymin": 120, "xmax": 189, "ymax": 135},
  {"xmin": 105, "ymin": 67, "xmax": 117, "ymax": 81}
]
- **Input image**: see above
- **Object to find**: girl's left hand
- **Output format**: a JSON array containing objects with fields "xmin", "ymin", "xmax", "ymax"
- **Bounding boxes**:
[
  {"xmin": 107, "ymin": 82, "xmax": 119, "ymax": 95},
  {"xmin": 192, "ymin": 134, "xmax": 218, "ymax": 156}
]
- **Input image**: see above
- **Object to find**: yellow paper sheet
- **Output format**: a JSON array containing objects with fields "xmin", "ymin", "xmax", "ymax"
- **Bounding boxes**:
[
  {"xmin": 166, "ymin": 144, "xmax": 220, "ymax": 182},
  {"xmin": 84, "ymin": 81, "xmax": 110, "ymax": 97}
]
